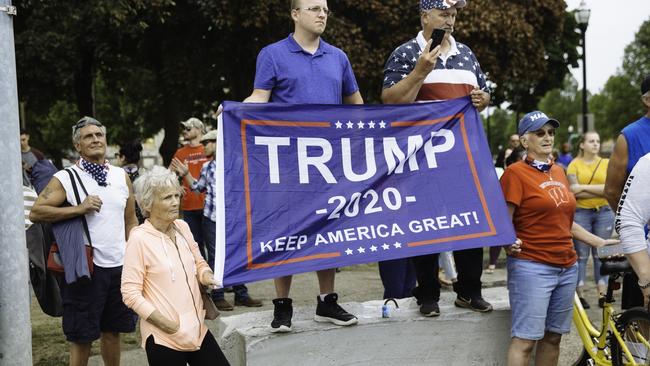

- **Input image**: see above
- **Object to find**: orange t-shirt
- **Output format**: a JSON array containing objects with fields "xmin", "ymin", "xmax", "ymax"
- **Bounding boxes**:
[
  {"xmin": 173, "ymin": 144, "xmax": 207, "ymax": 211},
  {"xmin": 500, "ymin": 161, "xmax": 577, "ymax": 267}
]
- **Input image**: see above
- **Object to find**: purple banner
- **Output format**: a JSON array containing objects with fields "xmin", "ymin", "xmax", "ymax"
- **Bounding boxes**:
[{"xmin": 214, "ymin": 97, "xmax": 515, "ymax": 286}]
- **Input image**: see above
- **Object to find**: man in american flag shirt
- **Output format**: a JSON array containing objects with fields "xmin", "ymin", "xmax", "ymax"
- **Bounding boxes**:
[{"xmin": 381, "ymin": 0, "xmax": 492, "ymax": 317}]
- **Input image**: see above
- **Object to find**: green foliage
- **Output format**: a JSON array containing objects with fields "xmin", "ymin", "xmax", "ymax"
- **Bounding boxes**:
[
  {"xmin": 590, "ymin": 75, "xmax": 644, "ymax": 137},
  {"xmin": 483, "ymin": 108, "xmax": 517, "ymax": 153},
  {"xmin": 15, "ymin": 0, "xmax": 581, "ymax": 162},
  {"xmin": 622, "ymin": 17, "xmax": 650, "ymax": 86},
  {"xmin": 537, "ymin": 76, "xmax": 583, "ymax": 147}
]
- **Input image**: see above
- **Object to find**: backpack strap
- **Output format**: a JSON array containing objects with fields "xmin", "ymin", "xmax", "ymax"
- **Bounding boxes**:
[{"xmin": 65, "ymin": 168, "xmax": 93, "ymax": 248}]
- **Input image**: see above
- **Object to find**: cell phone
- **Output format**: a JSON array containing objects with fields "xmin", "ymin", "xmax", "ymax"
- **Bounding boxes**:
[
  {"xmin": 597, "ymin": 243, "xmax": 624, "ymax": 259},
  {"xmin": 430, "ymin": 28, "xmax": 446, "ymax": 51}
]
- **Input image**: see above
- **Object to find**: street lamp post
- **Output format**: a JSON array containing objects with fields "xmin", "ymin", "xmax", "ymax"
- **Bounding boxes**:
[{"xmin": 575, "ymin": 0, "xmax": 591, "ymax": 133}]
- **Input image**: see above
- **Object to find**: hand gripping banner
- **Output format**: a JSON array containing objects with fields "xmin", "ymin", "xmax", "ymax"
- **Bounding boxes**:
[{"xmin": 214, "ymin": 97, "xmax": 515, "ymax": 286}]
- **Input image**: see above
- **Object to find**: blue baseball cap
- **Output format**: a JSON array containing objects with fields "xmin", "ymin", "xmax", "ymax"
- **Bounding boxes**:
[
  {"xmin": 518, "ymin": 111, "xmax": 560, "ymax": 136},
  {"xmin": 420, "ymin": 0, "xmax": 467, "ymax": 11}
]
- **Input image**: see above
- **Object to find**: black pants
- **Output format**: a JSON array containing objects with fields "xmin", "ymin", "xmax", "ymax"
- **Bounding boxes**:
[
  {"xmin": 145, "ymin": 331, "xmax": 230, "ymax": 366},
  {"xmin": 412, "ymin": 247, "xmax": 484, "ymax": 302}
]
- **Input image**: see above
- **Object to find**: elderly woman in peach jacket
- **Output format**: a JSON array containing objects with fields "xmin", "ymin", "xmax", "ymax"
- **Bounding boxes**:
[{"xmin": 121, "ymin": 166, "xmax": 230, "ymax": 366}]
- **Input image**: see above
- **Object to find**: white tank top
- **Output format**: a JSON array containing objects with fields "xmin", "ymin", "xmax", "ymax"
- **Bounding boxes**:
[{"xmin": 54, "ymin": 163, "xmax": 129, "ymax": 267}]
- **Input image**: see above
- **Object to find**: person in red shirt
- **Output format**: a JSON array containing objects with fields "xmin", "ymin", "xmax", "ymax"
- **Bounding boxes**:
[
  {"xmin": 172, "ymin": 118, "xmax": 208, "ymax": 258},
  {"xmin": 501, "ymin": 111, "xmax": 616, "ymax": 366}
]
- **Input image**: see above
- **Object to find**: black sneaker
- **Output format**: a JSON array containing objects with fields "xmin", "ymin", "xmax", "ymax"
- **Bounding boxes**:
[
  {"xmin": 314, "ymin": 293, "xmax": 358, "ymax": 326},
  {"xmin": 419, "ymin": 300, "xmax": 440, "ymax": 317},
  {"xmin": 271, "ymin": 298, "xmax": 293, "ymax": 333},
  {"xmin": 454, "ymin": 295, "xmax": 493, "ymax": 313},
  {"xmin": 579, "ymin": 297, "xmax": 591, "ymax": 309}
]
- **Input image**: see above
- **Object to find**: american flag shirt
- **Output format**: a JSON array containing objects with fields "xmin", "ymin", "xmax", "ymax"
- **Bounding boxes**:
[{"xmin": 383, "ymin": 31, "xmax": 488, "ymax": 101}]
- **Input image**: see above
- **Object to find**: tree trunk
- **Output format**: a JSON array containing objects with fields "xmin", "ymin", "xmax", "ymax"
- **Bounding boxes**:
[{"xmin": 74, "ymin": 49, "xmax": 95, "ymax": 117}]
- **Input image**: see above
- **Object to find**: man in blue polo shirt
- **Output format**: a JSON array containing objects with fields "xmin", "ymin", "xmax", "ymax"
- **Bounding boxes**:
[
  {"xmin": 243, "ymin": 0, "xmax": 363, "ymax": 333},
  {"xmin": 380, "ymin": 0, "xmax": 493, "ymax": 318}
]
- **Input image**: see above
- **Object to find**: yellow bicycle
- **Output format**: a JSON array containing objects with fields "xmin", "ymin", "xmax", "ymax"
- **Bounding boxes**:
[{"xmin": 573, "ymin": 257, "xmax": 650, "ymax": 365}]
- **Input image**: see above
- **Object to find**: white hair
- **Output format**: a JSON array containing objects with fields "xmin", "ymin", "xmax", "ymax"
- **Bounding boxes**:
[{"xmin": 133, "ymin": 166, "xmax": 182, "ymax": 218}]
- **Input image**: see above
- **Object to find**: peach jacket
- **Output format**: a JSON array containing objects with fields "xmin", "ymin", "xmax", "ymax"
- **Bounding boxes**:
[{"xmin": 121, "ymin": 219, "xmax": 212, "ymax": 351}]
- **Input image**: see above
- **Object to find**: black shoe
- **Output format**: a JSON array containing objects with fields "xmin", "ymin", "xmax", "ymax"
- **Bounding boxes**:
[
  {"xmin": 455, "ymin": 295, "xmax": 493, "ymax": 313},
  {"xmin": 579, "ymin": 297, "xmax": 591, "ymax": 309},
  {"xmin": 419, "ymin": 300, "xmax": 440, "ymax": 317},
  {"xmin": 271, "ymin": 298, "xmax": 293, "ymax": 333},
  {"xmin": 314, "ymin": 293, "xmax": 358, "ymax": 326}
]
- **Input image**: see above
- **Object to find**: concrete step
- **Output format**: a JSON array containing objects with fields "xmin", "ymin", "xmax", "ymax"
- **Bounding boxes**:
[{"xmin": 216, "ymin": 286, "xmax": 510, "ymax": 366}]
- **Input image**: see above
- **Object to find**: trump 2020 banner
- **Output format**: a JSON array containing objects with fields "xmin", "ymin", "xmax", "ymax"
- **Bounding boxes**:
[{"xmin": 214, "ymin": 97, "xmax": 515, "ymax": 286}]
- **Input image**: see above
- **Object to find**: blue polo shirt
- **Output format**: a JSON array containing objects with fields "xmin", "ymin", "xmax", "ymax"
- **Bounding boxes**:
[{"xmin": 253, "ymin": 34, "xmax": 359, "ymax": 104}]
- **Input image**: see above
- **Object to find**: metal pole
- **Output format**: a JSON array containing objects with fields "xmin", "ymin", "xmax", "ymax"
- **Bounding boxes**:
[
  {"xmin": 581, "ymin": 25, "xmax": 588, "ymax": 133},
  {"xmin": 0, "ymin": 1, "xmax": 33, "ymax": 365}
]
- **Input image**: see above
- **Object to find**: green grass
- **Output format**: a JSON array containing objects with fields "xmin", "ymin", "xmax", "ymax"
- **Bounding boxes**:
[{"xmin": 31, "ymin": 295, "xmax": 140, "ymax": 366}]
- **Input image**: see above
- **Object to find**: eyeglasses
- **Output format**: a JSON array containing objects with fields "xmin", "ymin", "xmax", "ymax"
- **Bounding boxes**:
[
  {"xmin": 201, "ymin": 139, "xmax": 216, "ymax": 146},
  {"xmin": 531, "ymin": 129, "xmax": 556, "ymax": 138},
  {"xmin": 72, "ymin": 116, "xmax": 103, "ymax": 133},
  {"xmin": 294, "ymin": 6, "xmax": 331, "ymax": 16}
]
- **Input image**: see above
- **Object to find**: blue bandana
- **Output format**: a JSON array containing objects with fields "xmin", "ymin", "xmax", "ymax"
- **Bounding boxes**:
[
  {"xmin": 420, "ymin": 0, "xmax": 466, "ymax": 10},
  {"xmin": 525, "ymin": 156, "xmax": 552, "ymax": 172},
  {"xmin": 80, "ymin": 158, "xmax": 109, "ymax": 187}
]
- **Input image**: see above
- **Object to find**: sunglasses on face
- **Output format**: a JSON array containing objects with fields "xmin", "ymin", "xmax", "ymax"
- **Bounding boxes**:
[
  {"xmin": 201, "ymin": 139, "xmax": 216, "ymax": 146},
  {"xmin": 72, "ymin": 117, "xmax": 103, "ymax": 134},
  {"xmin": 531, "ymin": 129, "xmax": 556, "ymax": 138}
]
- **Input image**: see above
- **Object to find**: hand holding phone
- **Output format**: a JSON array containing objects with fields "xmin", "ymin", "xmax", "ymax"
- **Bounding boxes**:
[{"xmin": 430, "ymin": 28, "xmax": 446, "ymax": 51}]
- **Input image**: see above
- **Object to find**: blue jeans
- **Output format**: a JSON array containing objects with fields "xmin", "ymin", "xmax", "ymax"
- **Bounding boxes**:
[
  {"xmin": 507, "ymin": 258, "xmax": 578, "ymax": 340},
  {"xmin": 182, "ymin": 210, "xmax": 205, "ymax": 259},
  {"xmin": 201, "ymin": 216, "xmax": 249, "ymax": 301},
  {"xmin": 573, "ymin": 206, "xmax": 614, "ymax": 287}
]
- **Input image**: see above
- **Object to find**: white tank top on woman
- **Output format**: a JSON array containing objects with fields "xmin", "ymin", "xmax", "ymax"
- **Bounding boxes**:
[{"xmin": 54, "ymin": 163, "xmax": 129, "ymax": 267}]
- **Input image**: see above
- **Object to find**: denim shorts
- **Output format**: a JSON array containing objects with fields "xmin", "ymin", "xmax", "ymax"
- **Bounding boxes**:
[{"xmin": 507, "ymin": 257, "xmax": 578, "ymax": 340}]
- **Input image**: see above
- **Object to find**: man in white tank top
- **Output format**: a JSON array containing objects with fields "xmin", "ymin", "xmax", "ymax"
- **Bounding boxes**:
[{"xmin": 30, "ymin": 117, "xmax": 138, "ymax": 366}]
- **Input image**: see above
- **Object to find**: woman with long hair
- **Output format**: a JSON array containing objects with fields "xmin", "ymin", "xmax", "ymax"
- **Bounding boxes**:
[{"xmin": 566, "ymin": 131, "xmax": 614, "ymax": 309}]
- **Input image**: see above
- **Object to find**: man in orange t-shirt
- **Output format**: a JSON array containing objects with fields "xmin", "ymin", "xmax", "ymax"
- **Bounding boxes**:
[{"xmin": 172, "ymin": 118, "xmax": 208, "ymax": 256}]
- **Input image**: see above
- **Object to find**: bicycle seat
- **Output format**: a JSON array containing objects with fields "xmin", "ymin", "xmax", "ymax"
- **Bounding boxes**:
[{"xmin": 600, "ymin": 258, "xmax": 633, "ymax": 275}]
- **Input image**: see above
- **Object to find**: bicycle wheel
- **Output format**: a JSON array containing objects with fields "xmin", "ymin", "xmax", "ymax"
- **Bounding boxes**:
[
  {"xmin": 612, "ymin": 308, "xmax": 650, "ymax": 366},
  {"xmin": 573, "ymin": 349, "xmax": 596, "ymax": 366}
]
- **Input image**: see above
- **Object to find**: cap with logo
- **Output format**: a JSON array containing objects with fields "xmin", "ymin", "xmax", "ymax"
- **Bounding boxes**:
[
  {"xmin": 180, "ymin": 117, "xmax": 205, "ymax": 133},
  {"xmin": 518, "ymin": 111, "xmax": 560, "ymax": 136},
  {"xmin": 420, "ymin": 0, "xmax": 466, "ymax": 10}
]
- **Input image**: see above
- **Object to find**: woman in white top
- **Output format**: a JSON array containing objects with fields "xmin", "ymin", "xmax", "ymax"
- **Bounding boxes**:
[{"xmin": 618, "ymin": 152, "xmax": 650, "ymax": 303}]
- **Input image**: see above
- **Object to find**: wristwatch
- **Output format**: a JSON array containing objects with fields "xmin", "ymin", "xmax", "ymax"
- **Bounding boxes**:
[{"xmin": 638, "ymin": 280, "xmax": 650, "ymax": 289}]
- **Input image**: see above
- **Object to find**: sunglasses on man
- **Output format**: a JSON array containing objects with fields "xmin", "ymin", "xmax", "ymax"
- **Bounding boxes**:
[
  {"xmin": 531, "ymin": 129, "xmax": 556, "ymax": 138},
  {"xmin": 72, "ymin": 117, "xmax": 103, "ymax": 134}
]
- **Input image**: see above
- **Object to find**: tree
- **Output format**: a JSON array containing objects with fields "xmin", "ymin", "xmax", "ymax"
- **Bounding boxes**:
[
  {"xmin": 537, "ymin": 76, "xmax": 583, "ymax": 148},
  {"xmin": 15, "ymin": 0, "xmax": 582, "ymax": 163}
]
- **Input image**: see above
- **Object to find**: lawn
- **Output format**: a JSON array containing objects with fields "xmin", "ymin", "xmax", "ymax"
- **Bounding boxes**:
[{"xmin": 31, "ymin": 295, "xmax": 140, "ymax": 366}]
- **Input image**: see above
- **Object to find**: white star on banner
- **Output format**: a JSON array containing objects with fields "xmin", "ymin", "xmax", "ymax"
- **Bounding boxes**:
[
  {"xmin": 346, "ymin": 120, "xmax": 354, "ymax": 129},
  {"xmin": 368, "ymin": 121, "xmax": 376, "ymax": 128},
  {"xmin": 379, "ymin": 121, "xmax": 387, "ymax": 128},
  {"xmin": 393, "ymin": 241, "xmax": 402, "ymax": 249},
  {"xmin": 401, "ymin": 52, "xmax": 407, "ymax": 57},
  {"xmin": 357, "ymin": 121, "xmax": 364, "ymax": 129},
  {"xmin": 401, "ymin": 74, "xmax": 407, "ymax": 79},
  {"xmin": 402, "ymin": 64, "xmax": 409, "ymax": 69},
  {"xmin": 357, "ymin": 247, "xmax": 366, "ymax": 254},
  {"xmin": 411, "ymin": 57, "xmax": 417, "ymax": 62},
  {"xmin": 382, "ymin": 243, "xmax": 390, "ymax": 250},
  {"xmin": 370, "ymin": 245, "xmax": 378, "ymax": 252},
  {"xmin": 345, "ymin": 248, "xmax": 353, "ymax": 255},
  {"xmin": 335, "ymin": 121, "xmax": 342, "ymax": 129}
]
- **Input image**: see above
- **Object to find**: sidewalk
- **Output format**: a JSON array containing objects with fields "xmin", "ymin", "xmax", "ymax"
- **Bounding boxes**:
[{"xmin": 89, "ymin": 263, "xmax": 510, "ymax": 365}]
